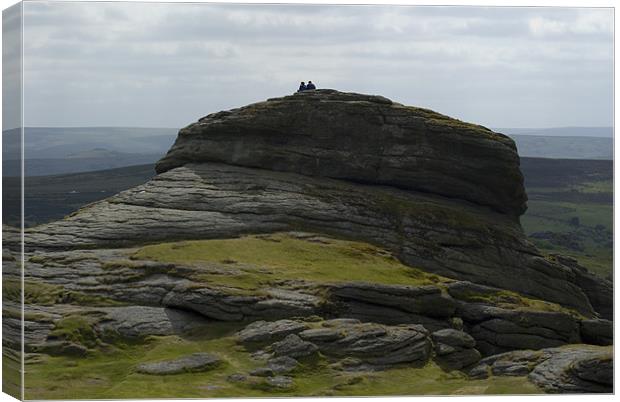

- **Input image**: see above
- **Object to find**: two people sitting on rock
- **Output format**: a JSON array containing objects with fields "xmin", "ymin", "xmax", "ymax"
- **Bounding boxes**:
[{"xmin": 298, "ymin": 81, "xmax": 317, "ymax": 92}]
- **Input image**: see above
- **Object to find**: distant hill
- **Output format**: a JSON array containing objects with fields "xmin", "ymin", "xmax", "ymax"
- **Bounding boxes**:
[
  {"xmin": 2, "ymin": 127, "xmax": 177, "ymax": 176},
  {"xmin": 508, "ymin": 135, "xmax": 612, "ymax": 160},
  {"xmin": 3, "ymin": 152, "xmax": 163, "ymax": 176},
  {"xmin": 497, "ymin": 127, "xmax": 613, "ymax": 138},
  {"xmin": 2, "ymin": 127, "xmax": 177, "ymax": 160}
]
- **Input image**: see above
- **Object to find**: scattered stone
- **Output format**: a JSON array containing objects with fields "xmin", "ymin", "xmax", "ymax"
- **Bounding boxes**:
[
  {"xmin": 227, "ymin": 373, "xmax": 247, "ymax": 383},
  {"xmin": 267, "ymin": 356, "xmax": 299, "ymax": 374},
  {"xmin": 237, "ymin": 320, "xmax": 308, "ymax": 344},
  {"xmin": 136, "ymin": 353, "xmax": 221, "ymax": 375},
  {"xmin": 271, "ymin": 334, "xmax": 318, "ymax": 359},
  {"xmin": 249, "ymin": 367, "xmax": 274, "ymax": 377},
  {"xmin": 265, "ymin": 375, "xmax": 294, "ymax": 390}
]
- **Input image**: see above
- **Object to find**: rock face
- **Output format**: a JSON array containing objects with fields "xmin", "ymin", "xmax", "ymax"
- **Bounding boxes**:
[{"xmin": 156, "ymin": 89, "xmax": 526, "ymax": 217}]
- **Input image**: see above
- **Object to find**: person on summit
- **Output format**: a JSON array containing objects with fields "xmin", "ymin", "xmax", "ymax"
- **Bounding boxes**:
[
  {"xmin": 298, "ymin": 81, "xmax": 307, "ymax": 92},
  {"xmin": 306, "ymin": 80, "xmax": 316, "ymax": 90}
]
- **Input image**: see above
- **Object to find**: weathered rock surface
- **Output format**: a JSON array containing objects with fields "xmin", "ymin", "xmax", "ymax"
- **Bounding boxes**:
[
  {"xmin": 330, "ymin": 282, "xmax": 455, "ymax": 330},
  {"xmin": 469, "ymin": 345, "xmax": 612, "ymax": 393},
  {"xmin": 431, "ymin": 329, "xmax": 481, "ymax": 370},
  {"xmin": 579, "ymin": 319, "xmax": 613, "ymax": 346},
  {"xmin": 13, "ymin": 163, "xmax": 607, "ymax": 318},
  {"xmin": 135, "ymin": 353, "xmax": 222, "ymax": 375},
  {"xmin": 237, "ymin": 320, "xmax": 309, "ymax": 344},
  {"xmin": 96, "ymin": 306, "xmax": 211, "ymax": 339},
  {"xmin": 271, "ymin": 334, "xmax": 319, "ymax": 359},
  {"xmin": 156, "ymin": 89, "xmax": 526, "ymax": 217},
  {"xmin": 446, "ymin": 281, "xmax": 583, "ymax": 356},
  {"xmin": 300, "ymin": 319, "xmax": 432, "ymax": 367},
  {"xmin": 457, "ymin": 303, "xmax": 580, "ymax": 356}
]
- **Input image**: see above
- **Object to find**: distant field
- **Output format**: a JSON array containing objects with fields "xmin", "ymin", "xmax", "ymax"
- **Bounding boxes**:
[
  {"xmin": 3, "ymin": 157, "xmax": 613, "ymax": 279},
  {"xmin": 2, "ymin": 164, "xmax": 155, "ymax": 228},
  {"xmin": 519, "ymin": 158, "xmax": 613, "ymax": 279}
]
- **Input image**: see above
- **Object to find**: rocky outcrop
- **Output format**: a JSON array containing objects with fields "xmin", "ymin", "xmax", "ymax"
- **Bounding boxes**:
[
  {"xmin": 5, "ymin": 91, "xmax": 613, "ymax": 395},
  {"xmin": 156, "ymin": 89, "xmax": 527, "ymax": 217},
  {"xmin": 468, "ymin": 345, "xmax": 612, "ymax": 393},
  {"xmin": 9, "ymin": 89, "xmax": 611, "ymax": 318},
  {"xmin": 14, "ymin": 162, "xmax": 607, "ymax": 318}
]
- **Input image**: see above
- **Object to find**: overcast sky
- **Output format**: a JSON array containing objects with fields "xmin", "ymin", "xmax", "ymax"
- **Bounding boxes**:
[{"xmin": 4, "ymin": 2, "xmax": 614, "ymax": 129}]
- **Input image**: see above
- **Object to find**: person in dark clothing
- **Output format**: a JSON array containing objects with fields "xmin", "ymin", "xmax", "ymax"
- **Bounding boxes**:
[
  {"xmin": 306, "ymin": 81, "xmax": 316, "ymax": 90},
  {"xmin": 298, "ymin": 82, "xmax": 307, "ymax": 92}
]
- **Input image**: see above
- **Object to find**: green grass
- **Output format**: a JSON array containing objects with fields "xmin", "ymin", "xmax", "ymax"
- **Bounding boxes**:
[
  {"xmin": 571, "ymin": 180, "xmax": 613, "ymax": 194},
  {"xmin": 523, "ymin": 200, "xmax": 612, "ymax": 232},
  {"xmin": 3, "ymin": 351, "xmax": 22, "ymax": 400},
  {"xmin": 25, "ymin": 321, "xmax": 541, "ymax": 399},
  {"xmin": 3, "ymin": 279, "xmax": 124, "ymax": 307},
  {"xmin": 130, "ymin": 233, "xmax": 447, "ymax": 292},
  {"xmin": 49, "ymin": 316, "xmax": 100, "ymax": 349}
]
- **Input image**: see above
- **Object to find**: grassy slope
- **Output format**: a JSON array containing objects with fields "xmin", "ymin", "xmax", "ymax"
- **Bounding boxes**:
[
  {"xmin": 131, "ymin": 233, "xmax": 447, "ymax": 290},
  {"xmin": 25, "ymin": 233, "xmax": 559, "ymax": 398}
]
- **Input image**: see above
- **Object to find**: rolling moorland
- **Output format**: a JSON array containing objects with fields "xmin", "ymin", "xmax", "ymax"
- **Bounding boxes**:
[{"xmin": 2, "ymin": 90, "xmax": 612, "ymax": 398}]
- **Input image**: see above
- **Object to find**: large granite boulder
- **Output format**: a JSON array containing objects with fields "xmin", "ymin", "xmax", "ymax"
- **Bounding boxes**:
[{"xmin": 156, "ymin": 89, "xmax": 526, "ymax": 217}]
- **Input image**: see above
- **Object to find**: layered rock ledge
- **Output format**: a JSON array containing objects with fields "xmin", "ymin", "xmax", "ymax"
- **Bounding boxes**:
[{"xmin": 156, "ymin": 89, "xmax": 527, "ymax": 217}]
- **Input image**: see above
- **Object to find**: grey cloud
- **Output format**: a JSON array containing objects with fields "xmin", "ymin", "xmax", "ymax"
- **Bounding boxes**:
[{"xmin": 18, "ymin": 2, "xmax": 614, "ymax": 129}]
